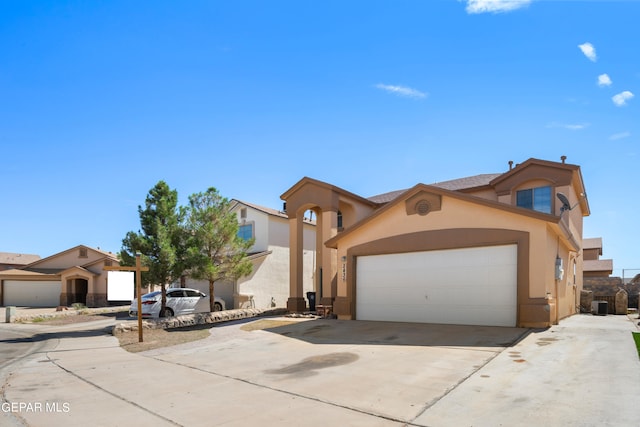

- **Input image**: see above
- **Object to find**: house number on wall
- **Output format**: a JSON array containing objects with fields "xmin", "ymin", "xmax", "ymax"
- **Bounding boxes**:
[{"xmin": 342, "ymin": 263, "xmax": 346, "ymax": 281}]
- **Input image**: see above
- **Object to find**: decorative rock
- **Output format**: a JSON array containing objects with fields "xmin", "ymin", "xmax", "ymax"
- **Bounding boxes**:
[
  {"xmin": 615, "ymin": 288, "xmax": 628, "ymax": 315},
  {"xmin": 111, "ymin": 307, "xmax": 288, "ymax": 335},
  {"xmin": 580, "ymin": 290, "xmax": 593, "ymax": 314}
]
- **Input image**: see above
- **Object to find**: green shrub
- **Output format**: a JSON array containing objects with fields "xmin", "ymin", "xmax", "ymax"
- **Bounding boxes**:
[{"xmin": 633, "ymin": 332, "xmax": 640, "ymax": 359}]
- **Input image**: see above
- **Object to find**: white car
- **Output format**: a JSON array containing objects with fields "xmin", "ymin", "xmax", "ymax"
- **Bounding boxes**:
[{"xmin": 129, "ymin": 288, "xmax": 226, "ymax": 318}]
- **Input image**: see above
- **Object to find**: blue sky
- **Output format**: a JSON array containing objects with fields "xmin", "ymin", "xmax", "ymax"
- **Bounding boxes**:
[{"xmin": 1, "ymin": 0, "xmax": 638, "ymax": 277}]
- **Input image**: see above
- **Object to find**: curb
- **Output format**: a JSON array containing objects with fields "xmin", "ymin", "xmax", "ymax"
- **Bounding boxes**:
[
  {"xmin": 112, "ymin": 307, "xmax": 289, "ymax": 334},
  {"xmin": 9, "ymin": 306, "xmax": 130, "ymax": 323}
]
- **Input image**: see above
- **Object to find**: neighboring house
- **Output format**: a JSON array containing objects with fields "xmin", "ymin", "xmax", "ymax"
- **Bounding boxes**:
[
  {"xmin": 582, "ymin": 237, "xmax": 639, "ymax": 308},
  {"xmin": 0, "ymin": 245, "xmax": 119, "ymax": 307},
  {"xmin": 0, "ymin": 252, "xmax": 40, "ymax": 271},
  {"xmin": 182, "ymin": 200, "xmax": 316, "ymax": 310},
  {"xmin": 281, "ymin": 157, "xmax": 590, "ymax": 328},
  {"xmin": 582, "ymin": 237, "xmax": 613, "ymax": 277}
]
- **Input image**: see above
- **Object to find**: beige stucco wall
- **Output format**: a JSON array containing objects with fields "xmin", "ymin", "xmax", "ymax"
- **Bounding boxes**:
[
  {"xmin": 583, "ymin": 248, "xmax": 599, "ymax": 261},
  {"xmin": 466, "ymin": 188, "xmax": 499, "ymax": 201},
  {"xmin": 236, "ymin": 217, "xmax": 315, "ymax": 309},
  {"xmin": 31, "ymin": 247, "xmax": 111, "ymax": 269}
]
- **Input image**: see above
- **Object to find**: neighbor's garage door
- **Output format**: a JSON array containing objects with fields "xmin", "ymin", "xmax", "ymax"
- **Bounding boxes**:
[
  {"xmin": 3, "ymin": 280, "xmax": 62, "ymax": 307},
  {"xmin": 356, "ymin": 245, "xmax": 517, "ymax": 327}
]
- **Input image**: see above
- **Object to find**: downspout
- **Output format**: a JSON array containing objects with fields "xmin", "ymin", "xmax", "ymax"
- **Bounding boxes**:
[
  {"xmin": 554, "ymin": 236, "xmax": 561, "ymax": 325},
  {"xmin": 554, "ymin": 263, "xmax": 559, "ymax": 324}
]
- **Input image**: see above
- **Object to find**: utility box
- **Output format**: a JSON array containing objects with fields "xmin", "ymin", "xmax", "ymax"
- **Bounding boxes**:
[
  {"xmin": 591, "ymin": 300, "xmax": 608, "ymax": 316},
  {"xmin": 5, "ymin": 306, "xmax": 16, "ymax": 323}
]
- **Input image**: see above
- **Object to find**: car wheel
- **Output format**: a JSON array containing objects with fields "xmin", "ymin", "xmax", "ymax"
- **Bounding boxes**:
[
  {"xmin": 214, "ymin": 302, "xmax": 222, "ymax": 312},
  {"xmin": 160, "ymin": 307, "xmax": 174, "ymax": 318}
]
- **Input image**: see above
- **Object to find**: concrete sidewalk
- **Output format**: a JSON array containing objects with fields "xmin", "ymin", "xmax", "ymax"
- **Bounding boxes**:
[
  {"xmin": 416, "ymin": 314, "xmax": 640, "ymax": 427},
  {"xmin": 2, "ymin": 313, "xmax": 639, "ymax": 426}
]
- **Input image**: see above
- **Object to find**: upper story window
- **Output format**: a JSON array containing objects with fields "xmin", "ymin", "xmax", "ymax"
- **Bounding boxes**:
[
  {"xmin": 238, "ymin": 223, "xmax": 253, "ymax": 241},
  {"xmin": 337, "ymin": 211, "xmax": 343, "ymax": 230},
  {"xmin": 516, "ymin": 186, "xmax": 552, "ymax": 214}
]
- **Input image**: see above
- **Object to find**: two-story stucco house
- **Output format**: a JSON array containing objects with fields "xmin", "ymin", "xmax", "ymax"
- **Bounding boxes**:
[
  {"xmin": 182, "ymin": 200, "xmax": 316, "ymax": 310},
  {"xmin": 282, "ymin": 157, "xmax": 590, "ymax": 328},
  {"xmin": 0, "ymin": 245, "xmax": 120, "ymax": 307}
]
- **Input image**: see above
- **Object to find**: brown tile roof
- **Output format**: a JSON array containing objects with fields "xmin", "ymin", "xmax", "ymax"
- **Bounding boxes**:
[
  {"xmin": 0, "ymin": 252, "xmax": 41, "ymax": 265},
  {"xmin": 25, "ymin": 245, "xmax": 118, "ymax": 268},
  {"xmin": 367, "ymin": 173, "xmax": 502, "ymax": 204},
  {"xmin": 431, "ymin": 173, "xmax": 502, "ymax": 191},
  {"xmin": 584, "ymin": 259, "xmax": 613, "ymax": 273},
  {"xmin": 234, "ymin": 200, "xmax": 287, "ymax": 218},
  {"xmin": 367, "ymin": 189, "xmax": 407, "ymax": 204},
  {"xmin": 583, "ymin": 238, "xmax": 603, "ymax": 250}
]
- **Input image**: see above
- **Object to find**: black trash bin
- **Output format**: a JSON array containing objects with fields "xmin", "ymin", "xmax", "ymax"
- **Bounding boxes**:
[{"xmin": 306, "ymin": 291, "xmax": 316, "ymax": 312}]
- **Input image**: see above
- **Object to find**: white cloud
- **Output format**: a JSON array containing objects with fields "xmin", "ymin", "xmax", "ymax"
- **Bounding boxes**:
[
  {"xmin": 463, "ymin": 0, "xmax": 532, "ymax": 14},
  {"xmin": 375, "ymin": 84, "xmax": 427, "ymax": 99},
  {"xmin": 564, "ymin": 123, "xmax": 589, "ymax": 131},
  {"xmin": 578, "ymin": 42, "xmax": 597, "ymax": 62},
  {"xmin": 546, "ymin": 122, "xmax": 590, "ymax": 131},
  {"xmin": 609, "ymin": 132, "xmax": 631, "ymax": 141},
  {"xmin": 612, "ymin": 91, "xmax": 634, "ymax": 106},
  {"xmin": 597, "ymin": 74, "xmax": 612, "ymax": 87},
  {"xmin": 565, "ymin": 97, "xmax": 590, "ymax": 106}
]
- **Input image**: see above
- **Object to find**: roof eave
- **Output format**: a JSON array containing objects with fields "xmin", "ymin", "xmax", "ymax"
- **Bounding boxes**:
[
  {"xmin": 326, "ymin": 184, "xmax": 560, "ymax": 248},
  {"xmin": 280, "ymin": 177, "xmax": 379, "ymax": 208}
]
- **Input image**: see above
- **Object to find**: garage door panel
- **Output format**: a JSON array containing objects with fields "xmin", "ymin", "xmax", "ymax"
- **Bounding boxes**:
[
  {"xmin": 4, "ymin": 280, "xmax": 62, "ymax": 307},
  {"xmin": 356, "ymin": 245, "xmax": 517, "ymax": 327},
  {"xmin": 359, "ymin": 288, "xmax": 414, "ymax": 306},
  {"xmin": 361, "ymin": 303, "xmax": 515, "ymax": 327}
]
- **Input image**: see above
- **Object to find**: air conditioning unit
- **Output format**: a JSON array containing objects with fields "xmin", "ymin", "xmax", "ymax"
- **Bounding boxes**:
[{"xmin": 591, "ymin": 300, "xmax": 608, "ymax": 316}]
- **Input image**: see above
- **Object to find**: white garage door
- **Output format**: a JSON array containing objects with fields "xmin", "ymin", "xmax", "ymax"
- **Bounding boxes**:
[
  {"xmin": 356, "ymin": 245, "xmax": 517, "ymax": 327},
  {"xmin": 3, "ymin": 280, "xmax": 62, "ymax": 307}
]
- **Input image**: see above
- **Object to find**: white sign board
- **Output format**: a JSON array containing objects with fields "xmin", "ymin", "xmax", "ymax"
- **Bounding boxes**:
[{"xmin": 107, "ymin": 271, "xmax": 134, "ymax": 301}]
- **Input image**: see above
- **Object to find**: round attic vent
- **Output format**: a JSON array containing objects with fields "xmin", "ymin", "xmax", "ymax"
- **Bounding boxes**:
[{"xmin": 415, "ymin": 200, "xmax": 431, "ymax": 216}]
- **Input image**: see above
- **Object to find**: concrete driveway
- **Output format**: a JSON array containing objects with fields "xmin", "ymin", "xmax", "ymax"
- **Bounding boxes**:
[{"xmin": 2, "ymin": 313, "xmax": 639, "ymax": 426}]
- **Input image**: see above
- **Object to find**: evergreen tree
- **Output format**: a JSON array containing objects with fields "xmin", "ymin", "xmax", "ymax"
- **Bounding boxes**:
[
  {"xmin": 120, "ymin": 180, "xmax": 185, "ymax": 316},
  {"xmin": 184, "ymin": 187, "xmax": 253, "ymax": 312}
]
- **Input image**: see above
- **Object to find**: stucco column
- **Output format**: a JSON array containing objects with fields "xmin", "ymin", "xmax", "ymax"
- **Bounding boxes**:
[
  {"xmin": 287, "ymin": 216, "xmax": 306, "ymax": 312},
  {"xmin": 87, "ymin": 277, "xmax": 107, "ymax": 307},
  {"xmin": 59, "ymin": 279, "xmax": 71, "ymax": 306},
  {"xmin": 315, "ymin": 211, "xmax": 324, "ymax": 300},
  {"xmin": 320, "ymin": 209, "xmax": 338, "ymax": 306}
]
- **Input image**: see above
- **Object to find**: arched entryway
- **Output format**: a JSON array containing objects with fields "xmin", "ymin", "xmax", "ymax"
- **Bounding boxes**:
[
  {"xmin": 285, "ymin": 202, "xmax": 335, "ymax": 312},
  {"xmin": 280, "ymin": 177, "xmax": 379, "ymax": 312},
  {"xmin": 63, "ymin": 277, "xmax": 89, "ymax": 306}
]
